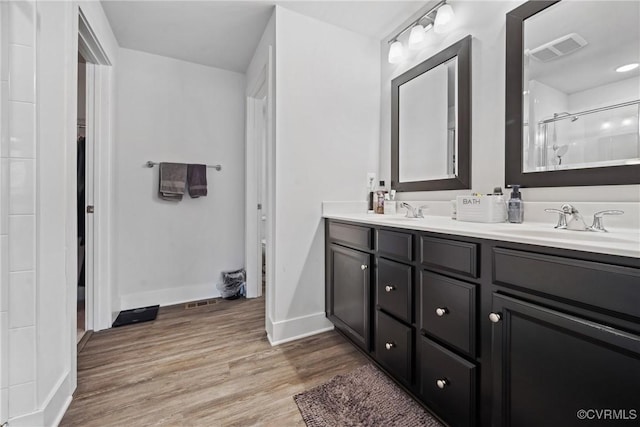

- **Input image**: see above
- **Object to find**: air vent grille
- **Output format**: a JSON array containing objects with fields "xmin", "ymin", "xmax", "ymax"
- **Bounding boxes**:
[
  {"xmin": 185, "ymin": 299, "xmax": 217, "ymax": 309},
  {"xmin": 528, "ymin": 33, "xmax": 587, "ymax": 62}
]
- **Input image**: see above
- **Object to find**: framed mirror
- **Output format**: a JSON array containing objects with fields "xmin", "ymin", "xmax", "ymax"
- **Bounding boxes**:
[
  {"xmin": 505, "ymin": 0, "xmax": 640, "ymax": 187},
  {"xmin": 392, "ymin": 35, "xmax": 471, "ymax": 192}
]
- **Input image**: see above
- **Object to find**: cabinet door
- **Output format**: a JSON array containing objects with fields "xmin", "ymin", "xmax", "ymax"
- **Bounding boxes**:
[
  {"xmin": 328, "ymin": 244, "xmax": 371, "ymax": 351},
  {"xmin": 491, "ymin": 293, "xmax": 640, "ymax": 427}
]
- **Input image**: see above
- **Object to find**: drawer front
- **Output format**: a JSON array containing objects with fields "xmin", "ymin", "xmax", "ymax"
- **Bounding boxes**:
[
  {"xmin": 419, "ymin": 336, "xmax": 476, "ymax": 427},
  {"xmin": 377, "ymin": 258, "xmax": 412, "ymax": 323},
  {"xmin": 420, "ymin": 271, "xmax": 476, "ymax": 356},
  {"xmin": 328, "ymin": 221, "xmax": 373, "ymax": 251},
  {"xmin": 420, "ymin": 235, "xmax": 478, "ymax": 278},
  {"xmin": 375, "ymin": 310, "xmax": 413, "ymax": 385},
  {"xmin": 378, "ymin": 229, "xmax": 413, "ymax": 262},
  {"xmin": 494, "ymin": 248, "xmax": 640, "ymax": 319}
]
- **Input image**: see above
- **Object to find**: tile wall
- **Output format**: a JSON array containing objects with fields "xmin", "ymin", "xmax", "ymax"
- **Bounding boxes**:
[{"xmin": 0, "ymin": 0, "xmax": 38, "ymax": 421}]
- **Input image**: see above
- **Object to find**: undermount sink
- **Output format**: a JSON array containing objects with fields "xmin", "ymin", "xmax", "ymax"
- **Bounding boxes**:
[
  {"xmin": 492, "ymin": 228, "xmax": 636, "ymax": 244},
  {"xmin": 383, "ymin": 216, "xmax": 423, "ymax": 221}
]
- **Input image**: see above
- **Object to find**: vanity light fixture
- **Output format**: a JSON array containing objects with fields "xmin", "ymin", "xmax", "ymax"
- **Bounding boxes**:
[
  {"xmin": 387, "ymin": 0, "xmax": 455, "ymax": 63},
  {"xmin": 388, "ymin": 40, "xmax": 405, "ymax": 64},
  {"xmin": 615, "ymin": 63, "xmax": 639, "ymax": 73},
  {"xmin": 434, "ymin": 4, "xmax": 455, "ymax": 34}
]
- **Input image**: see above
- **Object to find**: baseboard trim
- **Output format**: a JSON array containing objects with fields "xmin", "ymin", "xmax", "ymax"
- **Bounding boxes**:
[
  {"xmin": 9, "ymin": 371, "xmax": 71, "ymax": 427},
  {"xmin": 119, "ymin": 283, "xmax": 222, "ymax": 311},
  {"xmin": 267, "ymin": 311, "xmax": 334, "ymax": 346}
]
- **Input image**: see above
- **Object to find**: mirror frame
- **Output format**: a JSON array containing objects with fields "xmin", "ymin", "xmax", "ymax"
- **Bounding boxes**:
[
  {"xmin": 391, "ymin": 35, "xmax": 471, "ymax": 192},
  {"xmin": 505, "ymin": 0, "xmax": 640, "ymax": 187}
]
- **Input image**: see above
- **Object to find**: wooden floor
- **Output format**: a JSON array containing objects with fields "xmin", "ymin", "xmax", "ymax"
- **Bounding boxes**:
[{"xmin": 61, "ymin": 296, "xmax": 368, "ymax": 426}]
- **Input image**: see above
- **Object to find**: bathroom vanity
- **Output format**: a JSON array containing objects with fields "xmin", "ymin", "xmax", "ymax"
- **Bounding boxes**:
[{"xmin": 324, "ymin": 214, "xmax": 640, "ymax": 427}]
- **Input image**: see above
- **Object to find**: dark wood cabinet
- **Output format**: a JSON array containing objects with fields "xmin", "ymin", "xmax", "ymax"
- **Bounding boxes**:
[
  {"xmin": 325, "ymin": 218, "xmax": 640, "ymax": 427},
  {"xmin": 418, "ymin": 336, "xmax": 476, "ymax": 427},
  {"xmin": 491, "ymin": 293, "xmax": 640, "ymax": 427},
  {"xmin": 327, "ymin": 244, "xmax": 372, "ymax": 351},
  {"xmin": 375, "ymin": 310, "xmax": 413, "ymax": 386}
]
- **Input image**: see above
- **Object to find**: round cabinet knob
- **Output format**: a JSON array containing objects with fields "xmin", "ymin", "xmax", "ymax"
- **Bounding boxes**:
[
  {"xmin": 436, "ymin": 379, "xmax": 448, "ymax": 389},
  {"xmin": 361, "ymin": 264, "xmax": 368, "ymax": 270},
  {"xmin": 385, "ymin": 342, "xmax": 395, "ymax": 350},
  {"xmin": 385, "ymin": 285, "xmax": 395, "ymax": 292},
  {"xmin": 489, "ymin": 312, "xmax": 502, "ymax": 323},
  {"xmin": 435, "ymin": 307, "xmax": 449, "ymax": 317}
]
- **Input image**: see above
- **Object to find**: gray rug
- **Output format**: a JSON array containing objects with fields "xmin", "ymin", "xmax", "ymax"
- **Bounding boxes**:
[{"xmin": 293, "ymin": 364, "xmax": 443, "ymax": 427}]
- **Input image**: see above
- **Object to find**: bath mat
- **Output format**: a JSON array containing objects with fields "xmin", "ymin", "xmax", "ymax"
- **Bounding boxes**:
[{"xmin": 293, "ymin": 364, "xmax": 443, "ymax": 427}]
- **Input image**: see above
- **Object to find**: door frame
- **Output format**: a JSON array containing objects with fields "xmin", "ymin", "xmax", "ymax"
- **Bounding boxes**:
[
  {"xmin": 245, "ymin": 47, "xmax": 276, "ymax": 336},
  {"xmin": 77, "ymin": 7, "xmax": 113, "ymax": 332},
  {"xmin": 69, "ymin": 6, "xmax": 114, "ymax": 390}
]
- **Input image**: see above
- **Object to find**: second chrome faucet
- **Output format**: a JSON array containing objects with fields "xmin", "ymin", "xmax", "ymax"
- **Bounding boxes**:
[{"xmin": 545, "ymin": 204, "xmax": 624, "ymax": 232}]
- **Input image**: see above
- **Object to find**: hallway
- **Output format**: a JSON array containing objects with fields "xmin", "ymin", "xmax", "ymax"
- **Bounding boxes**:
[{"xmin": 60, "ymin": 297, "xmax": 367, "ymax": 426}]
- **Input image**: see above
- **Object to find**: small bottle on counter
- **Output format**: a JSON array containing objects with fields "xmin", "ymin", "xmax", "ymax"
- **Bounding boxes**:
[
  {"xmin": 375, "ymin": 181, "xmax": 387, "ymax": 214},
  {"xmin": 507, "ymin": 185, "xmax": 524, "ymax": 223}
]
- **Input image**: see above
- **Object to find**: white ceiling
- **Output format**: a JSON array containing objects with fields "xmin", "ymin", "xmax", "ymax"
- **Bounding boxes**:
[
  {"xmin": 101, "ymin": 0, "xmax": 427, "ymax": 73},
  {"xmin": 525, "ymin": 1, "xmax": 640, "ymax": 94}
]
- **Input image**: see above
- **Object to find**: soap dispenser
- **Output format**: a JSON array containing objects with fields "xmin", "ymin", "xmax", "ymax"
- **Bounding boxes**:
[{"xmin": 507, "ymin": 185, "xmax": 524, "ymax": 223}]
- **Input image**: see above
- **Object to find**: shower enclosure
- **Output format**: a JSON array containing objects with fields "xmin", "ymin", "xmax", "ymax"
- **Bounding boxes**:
[{"xmin": 532, "ymin": 99, "xmax": 640, "ymax": 172}]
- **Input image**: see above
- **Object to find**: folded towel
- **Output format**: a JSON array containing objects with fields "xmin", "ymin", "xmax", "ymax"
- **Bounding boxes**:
[
  {"xmin": 159, "ymin": 162, "xmax": 188, "ymax": 201},
  {"xmin": 187, "ymin": 164, "xmax": 208, "ymax": 198}
]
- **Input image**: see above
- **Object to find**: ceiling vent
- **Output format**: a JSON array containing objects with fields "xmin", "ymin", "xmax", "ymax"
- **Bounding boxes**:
[{"xmin": 527, "ymin": 33, "xmax": 588, "ymax": 62}]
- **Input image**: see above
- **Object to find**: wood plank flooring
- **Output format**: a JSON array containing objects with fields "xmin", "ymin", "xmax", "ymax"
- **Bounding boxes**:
[{"xmin": 61, "ymin": 296, "xmax": 368, "ymax": 426}]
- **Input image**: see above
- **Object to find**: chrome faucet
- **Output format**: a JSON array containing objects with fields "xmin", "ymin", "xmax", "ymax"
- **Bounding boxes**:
[
  {"xmin": 545, "ymin": 204, "xmax": 624, "ymax": 232},
  {"xmin": 562, "ymin": 204, "xmax": 589, "ymax": 231},
  {"xmin": 401, "ymin": 202, "xmax": 429, "ymax": 218}
]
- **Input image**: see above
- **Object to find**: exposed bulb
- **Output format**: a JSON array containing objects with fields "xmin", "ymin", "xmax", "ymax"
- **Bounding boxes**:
[
  {"xmin": 388, "ymin": 40, "xmax": 405, "ymax": 64},
  {"xmin": 434, "ymin": 4, "xmax": 455, "ymax": 34}
]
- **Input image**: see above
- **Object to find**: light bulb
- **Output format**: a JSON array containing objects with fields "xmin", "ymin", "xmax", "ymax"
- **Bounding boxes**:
[
  {"xmin": 388, "ymin": 40, "xmax": 405, "ymax": 64},
  {"xmin": 434, "ymin": 4, "xmax": 455, "ymax": 34},
  {"xmin": 408, "ymin": 25, "xmax": 426, "ymax": 50}
]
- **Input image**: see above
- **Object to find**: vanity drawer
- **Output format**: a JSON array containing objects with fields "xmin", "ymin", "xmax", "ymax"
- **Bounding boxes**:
[
  {"xmin": 494, "ymin": 248, "xmax": 640, "ymax": 319},
  {"xmin": 420, "ymin": 235, "xmax": 478, "ymax": 278},
  {"xmin": 378, "ymin": 229, "xmax": 413, "ymax": 262},
  {"xmin": 377, "ymin": 258, "xmax": 412, "ymax": 323},
  {"xmin": 375, "ymin": 310, "xmax": 413, "ymax": 386},
  {"xmin": 418, "ymin": 336, "xmax": 476, "ymax": 427},
  {"xmin": 420, "ymin": 271, "xmax": 476, "ymax": 356},
  {"xmin": 328, "ymin": 221, "xmax": 373, "ymax": 251}
]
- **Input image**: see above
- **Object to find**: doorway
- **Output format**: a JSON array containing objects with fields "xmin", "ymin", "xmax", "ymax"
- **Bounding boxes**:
[
  {"xmin": 77, "ymin": 52, "xmax": 87, "ymax": 343},
  {"xmin": 245, "ymin": 45, "xmax": 275, "ymax": 337}
]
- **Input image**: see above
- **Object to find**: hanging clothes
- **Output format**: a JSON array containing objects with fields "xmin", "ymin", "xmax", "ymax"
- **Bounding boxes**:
[{"xmin": 77, "ymin": 136, "xmax": 86, "ymax": 287}]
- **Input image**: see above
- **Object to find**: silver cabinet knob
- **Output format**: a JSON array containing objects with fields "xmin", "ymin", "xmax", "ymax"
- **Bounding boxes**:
[
  {"xmin": 436, "ymin": 379, "xmax": 448, "ymax": 389},
  {"xmin": 385, "ymin": 342, "xmax": 395, "ymax": 350},
  {"xmin": 435, "ymin": 307, "xmax": 448, "ymax": 317},
  {"xmin": 361, "ymin": 264, "xmax": 368, "ymax": 270},
  {"xmin": 385, "ymin": 285, "xmax": 395, "ymax": 292},
  {"xmin": 489, "ymin": 312, "xmax": 502, "ymax": 323}
]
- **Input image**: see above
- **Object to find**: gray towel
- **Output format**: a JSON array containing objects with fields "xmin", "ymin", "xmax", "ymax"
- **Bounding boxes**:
[
  {"xmin": 159, "ymin": 162, "xmax": 188, "ymax": 201},
  {"xmin": 187, "ymin": 164, "xmax": 208, "ymax": 198}
]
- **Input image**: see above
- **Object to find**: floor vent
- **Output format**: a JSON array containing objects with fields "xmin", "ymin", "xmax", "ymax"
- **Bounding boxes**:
[{"xmin": 185, "ymin": 299, "xmax": 217, "ymax": 309}]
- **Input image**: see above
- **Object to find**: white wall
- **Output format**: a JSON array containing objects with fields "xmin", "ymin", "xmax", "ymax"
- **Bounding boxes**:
[
  {"xmin": 114, "ymin": 48, "xmax": 246, "ymax": 310},
  {"xmin": 270, "ymin": 6, "xmax": 380, "ymax": 343},
  {"xmin": 379, "ymin": 0, "xmax": 640, "ymax": 203}
]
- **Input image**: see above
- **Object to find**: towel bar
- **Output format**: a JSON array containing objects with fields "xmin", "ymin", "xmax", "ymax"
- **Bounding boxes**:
[{"xmin": 146, "ymin": 161, "xmax": 222, "ymax": 171}]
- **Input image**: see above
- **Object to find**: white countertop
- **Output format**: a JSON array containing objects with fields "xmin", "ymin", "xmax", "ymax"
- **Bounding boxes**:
[{"xmin": 323, "ymin": 212, "xmax": 640, "ymax": 259}]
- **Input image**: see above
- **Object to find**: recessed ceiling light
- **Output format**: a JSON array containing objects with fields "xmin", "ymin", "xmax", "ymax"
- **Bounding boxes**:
[{"xmin": 615, "ymin": 63, "xmax": 639, "ymax": 73}]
